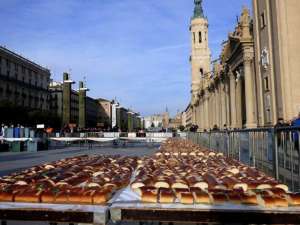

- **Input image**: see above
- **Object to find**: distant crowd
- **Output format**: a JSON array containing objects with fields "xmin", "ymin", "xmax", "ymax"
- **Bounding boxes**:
[{"xmin": 189, "ymin": 112, "xmax": 300, "ymax": 132}]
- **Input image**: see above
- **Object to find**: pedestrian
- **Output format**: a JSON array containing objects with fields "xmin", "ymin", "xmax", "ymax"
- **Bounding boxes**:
[
  {"xmin": 275, "ymin": 118, "xmax": 287, "ymax": 148},
  {"xmin": 292, "ymin": 112, "xmax": 300, "ymax": 151},
  {"xmin": 0, "ymin": 124, "xmax": 4, "ymax": 141},
  {"xmin": 190, "ymin": 124, "xmax": 198, "ymax": 132},
  {"xmin": 223, "ymin": 124, "xmax": 228, "ymax": 131},
  {"xmin": 212, "ymin": 124, "xmax": 219, "ymax": 131}
]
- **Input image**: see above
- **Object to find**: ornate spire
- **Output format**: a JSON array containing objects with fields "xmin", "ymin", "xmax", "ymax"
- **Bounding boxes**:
[
  {"xmin": 193, "ymin": 0, "xmax": 204, "ymax": 19},
  {"xmin": 240, "ymin": 6, "xmax": 251, "ymax": 39}
]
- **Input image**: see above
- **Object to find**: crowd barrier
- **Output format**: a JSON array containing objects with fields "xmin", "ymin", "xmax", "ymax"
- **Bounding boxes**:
[
  {"xmin": 51, "ymin": 132, "xmax": 174, "ymax": 139},
  {"xmin": 187, "ymin": 127, "xmax": 300, "ymax": 192},
  {"xmin": 1, "ymin": 132, "xmax": 175, "ymax": 152},
  {"xmin": 47, "ymin": 132, "xmax": 174, "ymax": 150}
]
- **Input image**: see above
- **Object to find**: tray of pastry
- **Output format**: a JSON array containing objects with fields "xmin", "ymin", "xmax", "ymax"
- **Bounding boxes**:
[
  {"xmin": 0, "ymin": 154, "xmax": 137, "ymax": 224},
  {"xmin": 111, "ymin": 139, "xmax": 300, "ymax": 223},
  {"xmin": 110, "ymin": 183, "xmax": 300, "ymax": 224}
]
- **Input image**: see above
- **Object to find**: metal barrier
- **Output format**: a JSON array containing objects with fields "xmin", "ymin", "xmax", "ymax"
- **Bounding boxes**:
[
  {"xmin": 50, "ymin": 132, "xmax": 174, "ymax": 138},
  {"xmin": 187, "ymin": 127, "xmax": 300, "ymax": 192}
]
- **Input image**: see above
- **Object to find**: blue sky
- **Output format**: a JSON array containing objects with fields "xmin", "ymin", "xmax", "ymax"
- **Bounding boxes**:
[{"xmin": 0, "ymin": 0, "xmax": 251, "ymax": 116}]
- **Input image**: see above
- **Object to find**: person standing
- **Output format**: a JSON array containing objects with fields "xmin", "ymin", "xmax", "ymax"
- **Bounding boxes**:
[
  {"xmin": 275, "ymin": 118, "xmax": 288, "ymax": 148},
  {"xmin": 0, "ymin": 124, "xmax": 4, "ymax": 140},
  {"xmin": 292, "ymin": 113, "xmax": 300, "ymax": 151}
]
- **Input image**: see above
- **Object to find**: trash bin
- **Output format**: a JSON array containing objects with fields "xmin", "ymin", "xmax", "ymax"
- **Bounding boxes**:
[
  {"xmin": 30, "ymin": 130, "xmax": 35, "ymax": 138},
  {"xmin": 27, "ymin": 140, "xmax": 37, "ymax": 152},
  {"xmin": 24, "ymin": 128, "xmax": 30, "ymax": 138},
  {"xmin": 11, "ymin": 141, "xmax": 21, "ymax": 152},
  {"xmin": 20, "ymin": 128, "xmax": 25, "ymax": 138},
  {"xmin": 7, "ymin": 128, "xmax": 14, "ymax": 138}
]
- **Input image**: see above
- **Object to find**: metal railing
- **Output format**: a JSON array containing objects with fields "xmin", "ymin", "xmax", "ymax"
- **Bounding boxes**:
[
  {"xmin": 187, "ymin": 127, "xmax": 300, "ymax": 192},
  {"xmin": 49, "ymin": 132, "xmax": 174, "ymax": 138},
  {"xmin": 46, "ymin": 132, "xmax": 174, "ymax": 150}
]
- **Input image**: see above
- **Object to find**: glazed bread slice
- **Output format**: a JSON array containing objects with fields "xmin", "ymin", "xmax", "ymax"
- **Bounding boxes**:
[
  {"xmin": 159, "ymin": 188, "xmax": 175, "ymax": 203},
  {"xmin": 179, "ymin": 192, "xmax": 194, "ymax": 204},
  {"xmin": 141, "ymin": 190, "xmax": 158, "ymax": 203},
  {"xmin": 14, "ymin": 190, "xmax": 41, "ymax": 203},
  {"xmin": 0, "ymin": 191, "xmax": 14, "ymax": 202}
]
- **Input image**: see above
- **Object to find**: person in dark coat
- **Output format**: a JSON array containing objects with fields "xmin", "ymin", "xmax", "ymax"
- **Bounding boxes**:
[
  {"xmin": 292, "ymin": 113, "xmax": 300, "ymax": 151},
  {"xmin": 275, "ymin": 118, "xmax": 289, "ymax": 147}
]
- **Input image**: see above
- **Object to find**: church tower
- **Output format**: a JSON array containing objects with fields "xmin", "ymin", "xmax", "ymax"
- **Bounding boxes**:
[{"xmin": 190, "ymin": 0, "xmax": 211, "ymax": 125}]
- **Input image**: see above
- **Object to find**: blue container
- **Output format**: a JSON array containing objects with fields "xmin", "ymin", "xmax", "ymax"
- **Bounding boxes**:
[{"xmin": 14, "ymin": 127, "xmax": 20, "ymax": 138}]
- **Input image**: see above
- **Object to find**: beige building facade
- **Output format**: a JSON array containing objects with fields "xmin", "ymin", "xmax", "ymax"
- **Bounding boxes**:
[
  {"xmin": 191, "ymin": 7, "xmax": 260, "ymax": 130},
  {"xmin": 0, "ymin": 46, "xmax": 50, "ymax": 112},
  {"xmin": 168, "ymin": 112, "xmax": 183, "ymax": 130},
  {"xmin": 253, "ymin": 0, "xmax": 300, "ymax": 125},
  {"xmin": 214, "ymin": 7, "xmax": 256, "ymax": 129},
  {"xmin": 97, "ymin": 98, "xmax": 112, "ymax": 128},
  {"xmin": 182, "ymin": 104, "xmax": 193, "ymax": 129},
  {"xmin": 190, "ymin": 0, "xmax": 300, "ymax": 130},
  {"xmin": 49, "ymin": 74, "xmax": 100, "ymax": 128}
]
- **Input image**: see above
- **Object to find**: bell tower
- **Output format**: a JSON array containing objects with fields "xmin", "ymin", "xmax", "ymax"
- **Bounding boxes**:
[{"xmin": 190, "ymin": 0, "xmax": 211, "ymax": 107}]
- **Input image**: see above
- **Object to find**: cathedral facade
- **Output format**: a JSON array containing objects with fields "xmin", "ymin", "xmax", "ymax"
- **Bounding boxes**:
[{"xmin": 190, "ymin": 0, "xmax": 300, "ymax": 130}]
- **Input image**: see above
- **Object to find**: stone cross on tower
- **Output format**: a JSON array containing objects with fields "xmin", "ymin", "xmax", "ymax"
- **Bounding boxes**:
[{"xmin": 193, "ymin": 0, "xmax": 204, "ymax": 18}]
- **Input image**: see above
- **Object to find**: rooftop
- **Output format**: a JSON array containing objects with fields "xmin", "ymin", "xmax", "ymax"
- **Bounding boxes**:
[{"xmin": 0, "ymin": 46, "xmax": 50, "ymax": 73}]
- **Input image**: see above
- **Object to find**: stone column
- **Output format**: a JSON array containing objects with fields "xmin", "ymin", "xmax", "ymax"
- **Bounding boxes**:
[
  {"xmin": 219, "ymin": 84, "xmax": 223, "ymax": 128},
  {"xmin": 204, "ymin": 93, "xmax": 209, "ymax": 130},
  {"xmin": 199, "ymin": 103, "xmax": 202, "ymax": 129},
  {"xmin": 225, "ymin": 79, "xmax": 230, "ymax": 127},
  {"xmin": 194, "ymin": 106, "xmax": 197, "ymax": 126},
  {"xmin": 209, "ymin": 91, "xmax": 213, "ymax": 129},
  {"xmin": 201, "ymin": 101, "xmax": 204, "ymax": 130},
  {"xmin": 220, "ymin": 81, "xmax": 227, "ymax": 128},
  {"xmin": 195, "ymin": 105, "xmax": 198, "ymax": 128},
  {"xmin": 127, "ymin": 112, "xmax": 132, "ymax": 132},
  {"xmin": 215, "ymin": 84, "xmax": 220, "ymax": 128},
  {"xmin": 196, "ymin": 105, "xmax": 200, "ymax": 129},
  {"xmin": 78, "ymin": 81, "xmax": 88, "ymax": 129},
  {"xmin": 212, "ymin": 88, "xmax": 216, "ymax": 127},
  {"xmin": 198, "ymin": 102, "xmax": 202, "ymax": 130},
  {"xmin": 210, "ymin": 90, "xmax": 214, "ymax": 128},
  {"xmin": 116, "ymin": 108, "xmax": 121, "ymax": 130},
  {"xmin": 236, "ymin": 77, "xmax": 243, "ymax": 128},
  {"xmin": 207, "ymin": 92, "xmax": 211, "ymax": 129},
  {"xmin": 244, "ymin": 54, "xmax": 257, "ymax": 128},
  {"xmin": 62, "ymin": 73, "xmax": 73, "ymax": 126},
  {"xmin": 219, "ymin": 82, "xmax": 223, "ymax": 128},
  {"xmin": 229, "ymin": 72, "xmax": 237, "ymax": 128},
  {"xmin": 192, "ymin": 106, "xmax": 196, "ymax": 125},
  {"xmin": 212, "ymin": 89, "xmax": 216, "ymax": 127}
]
